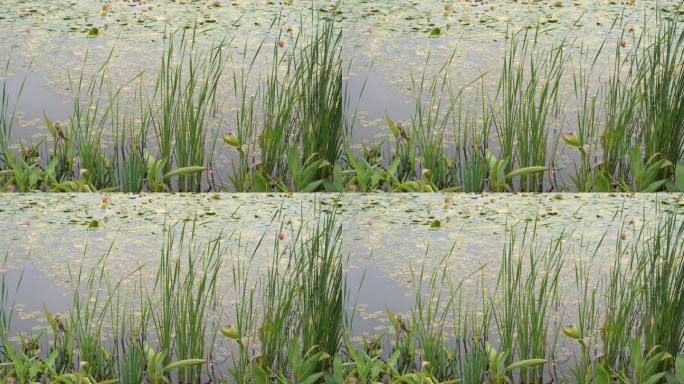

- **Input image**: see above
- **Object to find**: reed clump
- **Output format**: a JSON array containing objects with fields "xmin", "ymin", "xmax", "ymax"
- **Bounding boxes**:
[
  {"xmin": 1, "ymin": 204, "xmax": 683, "ymax": 383},
  {"xmin": 2, "ymin": 6, "xmax": 684, "ymax": 193}
]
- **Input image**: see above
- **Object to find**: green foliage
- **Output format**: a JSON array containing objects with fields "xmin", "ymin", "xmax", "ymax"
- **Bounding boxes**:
[
  {"xmin": 142, "ymin": 343, "xmax": 205, "ymax": 384},
  {"xmin": 484, "ymin": 342, "xmax": 547, "ymax": 384},
  {"xmin": 2, "ymin": 208, "xmax": 684, "ymax": 383},
  {"xmin": 143, "ymin": 150, "xmax": 205, "ymax": 192}
]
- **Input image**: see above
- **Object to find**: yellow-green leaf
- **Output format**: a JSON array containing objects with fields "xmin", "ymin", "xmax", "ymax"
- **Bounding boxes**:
[
  {"xmin": 221, "ymin": 325, "xmax": 240, "ymax": 340},
  {"xmin": 563, "ymin": 133, "xmax": 581, "ymax": 148},
  {"xmin": 562, "ymin": 325, "xmax": 581, "ymax": 341},
  {"xmin": 223, "ymin": 132, "xmax": 239, "ymax": 147}
]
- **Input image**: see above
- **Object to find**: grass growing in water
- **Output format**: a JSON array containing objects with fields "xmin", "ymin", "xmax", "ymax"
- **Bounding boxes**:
[
  {"xmin": 2, "ymin": 6, "xmax": 684, "ymax": 192},
  {"xmin": 1, "ymin": 201, "xmax": 683, "ymax": 382}
]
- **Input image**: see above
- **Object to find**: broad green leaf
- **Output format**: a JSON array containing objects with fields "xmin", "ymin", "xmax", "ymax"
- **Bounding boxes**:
[
  {"xmin": 163, "ymin": 166, "xmax": 205, "ymax": 181},
  {"xmin": 641, "ymin": 179, "xmax": 667, "ymax": 193},
  {"xmin": 643, "ymin": 373, "xmax": 668, "ymax": 384},
  {"xmin": 163, "ymin": 359, "xmax": 205, "ymax": 372},
  {"xmin": 386, "ymin": 306, "xmax": 400, "ymax": 332},
  {"xmin": 222, "ymin": 132, "xmax": 239, "ymax": 147},
  {"xmin": 252, "ymin": 363, "xmax": 269, "ymax": 384},
  {"xmin": 44, "ymin": 114, "xmax": 58, "ymax": 141},
  {"xmin": 386, "ymin": 114, "xmax": 400, "ymax": 139},
  {"xmin": 301, "ymin": 372, "xmax": 325, "ymax": 384},
  {"xmin": 299, "ymin": 179, "xmax": 324, "ymax": 193},
  {"xmin": 675, "ymin": 164, "xmax": 684, "ymax": 190},
  {"xmin": 505, "ymin": 359, "xmax": 547, "ymax": 371},
  {"xmin": 562, "ymin": 133, "xmax": 581, "ymax": 148},
  {"xmin": 251, "ymin": 171, "xmax": 270, "ymax": 192},
  {"xmin": 562, "ymin": 325, "xmax": 581, "ymax": 341},
  {"xmin": 220, "ymin": 325, "xmax": 239, "ymax": 340},
  {"xmin": 505, "ymin": 166, "xmax": 547, "ymax": 180},
  {"xmin": 593, "ymin": 365, "xmax": 611, "ymax": 384}
]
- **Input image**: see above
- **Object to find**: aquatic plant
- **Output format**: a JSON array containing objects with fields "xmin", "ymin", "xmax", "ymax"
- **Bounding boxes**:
[
  {"xmin": 152, "ymin": 221, "xmax": 222, "ymax": 382},
  {"xmin": 1, "ymin": 5, "xmax": 684, "ymax": 193},
  {"xmin": 0, "ymin": 61, "xmax": 21, "ymax": 173},
  {"xmin": 638, "ymin": 8, "xmax": 684, "ymax": 170},
  {"xmin": 496, "ymin": 27, "xmax": 566, "ymax": 192},
  {"xmin": 639, "ymin": 209, "xmax": 684, "ymax": 357},
  {"xmin": 1, "ymin": 205, "xmax": 684, "ymax": 382},
  {"xmin": 66, "ymin": 52, "xmax": 118, "ymax": 191},
  {"xmin": 296, "ymin": 12, "xmax": 345, "ymax": 173}
]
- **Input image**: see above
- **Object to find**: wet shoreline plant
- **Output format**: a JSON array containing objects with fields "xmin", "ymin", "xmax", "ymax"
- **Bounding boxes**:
[{"xmin": 0, "ymin": 203, "xmax": 683, "ymax": 383}]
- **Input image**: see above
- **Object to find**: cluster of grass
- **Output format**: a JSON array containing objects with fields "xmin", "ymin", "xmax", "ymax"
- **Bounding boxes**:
[
  {"xmin": 0, "ymin": 222, "xmax": 223, "ymax": 383},
  {"xmin": 226, "ymin": 13, "xmax": 345, "ymax": 193},
  {"xmin": 374, "ymin": 9, "xmax": 684, "ymax": 193},
  {"xmin": 563, "ymin": 8, "xmax": 684, "ymax": 193},
  {"xmin": 1, "ymin": 6, "xmax": 684, "ymax": 193},
  {"xmin": 1, "ymin": 204, "xmax": 684, "ymax": 383},
  {"xmin": 0, "ymin": 31, "xmax": 216, "ymax": 193},
  {"xmin": 0, "ymin": 10, "xmax": 345, "ymax": 194}
]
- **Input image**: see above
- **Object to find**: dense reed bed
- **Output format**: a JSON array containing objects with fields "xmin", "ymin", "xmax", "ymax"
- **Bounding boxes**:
[
  {"xmin": 1, "ymin": 6, "xmax": 684, "ymax": 193},
  {"xmin": 1, "ymin": 204, "xmax": 683, "ymax": 383}
]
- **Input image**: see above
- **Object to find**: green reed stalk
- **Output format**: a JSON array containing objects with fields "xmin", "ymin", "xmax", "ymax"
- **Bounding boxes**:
[
  {"xmin": 494, "ymin": 220, "xmax": 563, "ymax": 382},
  {"xmin": 410, "ymin": 57, "xmax": 453, "ymax": 189},
  {"xmin": 638, "ymin": 7, "xmax": 684, "ymax": 168},
  {"xmin": 258, "ymin": 23, "xmax": 300, "ymax": 182},
  {"xmin": 515, "ymin": 231, "xmax": 563, "ymax": 383},
  {"xmin": 458, "ymin": 92, "xmax": 491, "ymax": 193},
  {"xmin": 259, "ymin": 223, "xmax": 301, "ymax": 371},
  {"xmin": 460, "ymin": 306, "xmax": 489, "ymax": 384},
  {"xmin": 112, "ymin": 271, "xmax": 149, "ymax": 384},
  {"xmin": 600, "ymin": 28, "xmax": 641, "ymax": 187},
  {"xmin": 410, "ymin": 260, "xmax": 454, "ymax": 379},
  {"xmin": 0, "ymin": 61, "xmax": 24, "ymax": 172},
  {"xmin": 229, "ymin": 41, "xmax": 264, "ymax": 192},
  {"xmin": 174, "ymin": 29, "xmax": 224, "ymax": 192},
  {"xmin": 154, "ymin": 29, "xmax": 186, "ymax": 180},
  {"xmin": 152, "ymin": 221, "xmax": 222, "ymax": 382},
  {"xmin": 298, "ymin": 207, "xmax": 346, "ymax": 362},
  {"xmin": 152, "ymin": 223, "xmax": 184, "ymax": 367},
  {"xmin": 601, "ymin": 219, "xmax": 643, "ymax": 371},
  {"xmin": 229, "ymin": 237, "xmax": 259, "ymax": 384},
  {"xmin": 67, "ymin": 51, "xmax": 119, "ymax": 190},
  {"xmin": 569, "ymin": 43, "xmax": 604, "ymax": 192},
  {"xmin": 567, "ymin": 237, "xmax": 603, "ymax": 383},
  {"xmin": 494, "ymin": 223, "xmax": 523, "ymax": 362},
  {"xmin": 173, "ymin": 233, "xmax": 222, "ymax": 382},
  {"xmin": 497, "ymin": 27, "xmax": 565, "ymax": 191},
  {"xmin": 497, "ymin": 27, "xmax": 527, "ymax": 176},
  {"xmin": 67, "ymin": 250, "xmax": 115, "ymax": 380},
  {"xmin": 638, "ymin": 208, "xmax": 684, "ymax": 357},
  {"xmin": 296, "ymin": 12, "xmax": 344, "ymax": 171},
  {"xmin": 115, "ymin": 79, "xmax": 149, "ymax": 193},
  {"xmin": 461, "ymin": 272, "xmax": 491, "ymax": 384},
  {"xmin": 0, "ymin": 252, "xmax": 19, "ymax": 363}
]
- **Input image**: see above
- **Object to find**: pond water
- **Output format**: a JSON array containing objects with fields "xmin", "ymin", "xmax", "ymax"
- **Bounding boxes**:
[{"xmin": 1, "ymin": 1, "xmax": 680, "ymax": 189}]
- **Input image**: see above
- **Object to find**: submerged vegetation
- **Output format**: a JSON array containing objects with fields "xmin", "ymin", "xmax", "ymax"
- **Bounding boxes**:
[
  {"xmin": 1, "ymin": 203, "xmax": 684, "ymax": 383},
  {"xmin": 0, "ymin": 4, "xmax": 683, "ymax": 192}
]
